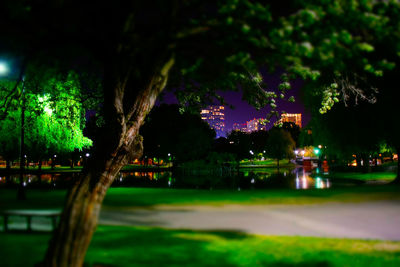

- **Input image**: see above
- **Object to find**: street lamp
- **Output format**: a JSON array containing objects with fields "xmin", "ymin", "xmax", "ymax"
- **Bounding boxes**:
[{"xmin": 0, "ymin": 61, "xmax": 9, "ymax": 75}]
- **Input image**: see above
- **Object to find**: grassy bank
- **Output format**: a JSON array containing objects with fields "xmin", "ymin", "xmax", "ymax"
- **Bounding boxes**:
[
  {"xmin": 326, "ymin": 171, "xmax": 396, "ymax": 182},
  {"xmin": 1, "ymin": 184, "xmax": 400, "ymax": 212},
  {"xmin": 239, "ymin": 159, "xmax": 294, "ymax": 168},
  {"xmin": 1, "ymin": 225, "xmax": 400, "ymax": 266}
]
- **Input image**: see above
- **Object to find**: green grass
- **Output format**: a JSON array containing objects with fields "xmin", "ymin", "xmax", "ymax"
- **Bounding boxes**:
[
  {"xmin": 1, "ymin": 225, "xmax": 400, "ymax": 266},
  {"xmin": 1, "ymin": 181, "xmax": 399, "ymax": 266},
  {"xmin": 240, "ymin": 159, "xmax": 294, "ymax": 168},
  {"xmin": 1, "ymin": 185, "xmax": 400, "ymax": 212},
  {"xmin": 327, "ymin": 172, "xmax": 397, "ymax": 181}
]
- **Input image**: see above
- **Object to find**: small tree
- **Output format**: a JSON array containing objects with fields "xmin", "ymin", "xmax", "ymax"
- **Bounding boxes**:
[
  {"xmin": 141, "ymin": 104, "xmax": 215, "ymax": 164},
  {"xmin": 266, "ymin": 128, "xmax": 295, "ymax": 169}
]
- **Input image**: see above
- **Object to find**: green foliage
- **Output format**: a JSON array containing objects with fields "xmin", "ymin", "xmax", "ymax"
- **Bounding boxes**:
[
  {"xmin": 0, "ymin": 109, "xmax": 19, "ymax": 161},
  {"xmin": 0, "ymin": 70, "xmax": 92, "ymax": 162}
]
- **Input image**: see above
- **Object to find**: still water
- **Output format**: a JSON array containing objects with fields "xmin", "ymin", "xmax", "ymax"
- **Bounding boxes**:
[{"xmin": 0, "ymin": 168, "xmax": 333, "ymax": 190}]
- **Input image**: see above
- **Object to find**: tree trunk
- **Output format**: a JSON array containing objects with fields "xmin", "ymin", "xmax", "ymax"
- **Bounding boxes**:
[
  {"xmin": 392, "ymin": 146, "xmax": 400, "ymax": 185},
  {"xmin": 41, "ymin": 52, "xmax": 175, "ymax": 266},
  {"xmin": 356, "ymin": 154, "xmax": 362, "ymax": 171},
  {"xmin": 5, "ymin": 159, "xmax": 11, "ymax": 184},
  {"xmin": 43, "ymin": 154, "xmax": 130, "ymax": 266},
  {"xmin": 361, "ymin": 153, "xmax": 370, "ymax": 173}
]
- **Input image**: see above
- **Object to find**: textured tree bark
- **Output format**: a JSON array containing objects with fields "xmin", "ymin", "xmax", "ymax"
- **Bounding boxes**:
[
  {"xmin": 42, "ymin": 54, "xmax": 175, "ymax": 266},
  {"xmin": 43, "ymin": 149, "xmax": 134, "ymax": 267}
]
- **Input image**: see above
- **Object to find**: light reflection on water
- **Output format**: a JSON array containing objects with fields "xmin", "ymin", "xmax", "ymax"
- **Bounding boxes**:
[
  {"xmin": 0, "ymin": 168, "xmax": 332, "ymax": 190},
  {"xmin": 295, "ymin": 169, "xmax": 331, "ymax": 189}
]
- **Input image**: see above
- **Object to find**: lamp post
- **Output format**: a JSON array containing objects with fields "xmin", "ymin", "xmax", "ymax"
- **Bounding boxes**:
[
  {"xmin": 0, "ymin": 62, "xmax": 10, "ymax": 184},
  {"xmin": 18, "ymin": 84, "xmax": 26, "ymax": 200}
]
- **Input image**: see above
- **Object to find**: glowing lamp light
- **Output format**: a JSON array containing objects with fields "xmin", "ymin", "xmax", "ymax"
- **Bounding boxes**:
[
  {"xmin": 0, "ymin": 61, "xmax": 9, "ymax": 75},
  {"xmin": 314, "ymin": 148, "xmax": 320, "ymax": 155}
]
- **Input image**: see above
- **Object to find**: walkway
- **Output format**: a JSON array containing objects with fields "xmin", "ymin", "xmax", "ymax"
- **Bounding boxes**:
[{"xmin": 100, "ymin": 200, "xmax": 400, "ymax": 241}]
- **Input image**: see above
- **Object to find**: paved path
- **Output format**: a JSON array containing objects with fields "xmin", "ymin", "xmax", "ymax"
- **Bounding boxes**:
[{"xmin": 100, "ymin": 200, "xmax": 400, "ymax": 241}]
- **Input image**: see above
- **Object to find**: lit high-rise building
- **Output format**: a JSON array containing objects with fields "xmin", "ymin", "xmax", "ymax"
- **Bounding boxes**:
[
  {"xmin": 232, "ymin": 122, "xmax": 247, "ymax": 132},
  {"xmin": 200, "ymin": 105, "xmax": 225, "ymax": 138},
  {"xmin": 246, "ymin": 118, "xmax": 266, "ymax": 132},
  {"xmin": 277, "ymin": 113, "xmax": 302, "ymax": 128},
  {"xmin": 232, "ymin": 118, "xmax": 266, "ymax": 133}
]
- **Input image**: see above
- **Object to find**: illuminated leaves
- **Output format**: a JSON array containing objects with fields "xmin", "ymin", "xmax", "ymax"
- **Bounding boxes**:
[
  {"xmin": 319, "ymin": 83, "xmax": 340, "ymax": 114},
  {"xmin": 0, "ymin": 70, "xmax": 92, "ymax": 161}
]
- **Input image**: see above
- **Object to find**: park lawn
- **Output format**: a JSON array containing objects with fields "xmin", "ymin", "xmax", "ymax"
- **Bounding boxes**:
[
  {"xmin": 1, "ymin": 185, "xmax": 400, "ymax": 212},
  {"xmin": 327, "ymin": 172, "xmax": 397, "ymax": 181},
  {"xmin": 1, "ymin": 225, "xmax": 400, "ymax": 266},
  {"xmin": 239, "ymin": 159, "xmax": 294, "ymax": 168}
]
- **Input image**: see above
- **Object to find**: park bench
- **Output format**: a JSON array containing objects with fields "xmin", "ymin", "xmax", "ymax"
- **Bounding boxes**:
[{"xmin": 1, "ymin": 209, "xmax": 61, "ymax": 232}]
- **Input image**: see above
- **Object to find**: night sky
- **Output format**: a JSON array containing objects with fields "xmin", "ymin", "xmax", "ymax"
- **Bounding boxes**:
[
  {"xmin": 160, "ymin": 75, "xmax": 311, "ymax": 137},
  {"xmin": 219, "ymin": 84, "xmax": 310, "ymax": 133}
]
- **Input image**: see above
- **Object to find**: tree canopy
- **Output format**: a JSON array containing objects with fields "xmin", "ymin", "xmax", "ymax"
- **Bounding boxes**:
[
  {"xmin": 266, "ymin": 128, "xmax": 296, "ymax": 168},
  {"xmin": 140, "ymin": 104, "xmax": 215, "ymax": 163},
  {"xmin": 0, "ymin": 70, "xmax": 92, "ymax": 165}
]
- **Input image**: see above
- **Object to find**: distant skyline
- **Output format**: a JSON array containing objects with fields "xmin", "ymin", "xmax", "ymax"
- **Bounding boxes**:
[
  {"xmin": 160, "ymin": 72, "xmax": 311, "ymax": 136},
  {"xmin": 159, "ymin": 86, "xmax": 310, "ymax": 137},
  {"xmin": 218, "ymin": 86, "xmax": 310, "ymax": 134}
]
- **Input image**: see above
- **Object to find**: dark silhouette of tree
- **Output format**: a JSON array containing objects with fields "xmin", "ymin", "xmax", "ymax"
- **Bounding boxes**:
[
  {"xmin": 141, "ymin": 104, "xmax": 215, "ymax": 163},
  {"xmin": 274, "ymin": 122, "xmax": 301, "ymax": 146},
  {"xmin": 266, "ymin": 128, "xmax": 295, "ymax": 169},
  {"xmin": 249, "ymin": 130, "xmax": 269, "ymax": 155},
  {"xmin": 227, "ymin": 130, "xmax": 252, "ymax": 161}
]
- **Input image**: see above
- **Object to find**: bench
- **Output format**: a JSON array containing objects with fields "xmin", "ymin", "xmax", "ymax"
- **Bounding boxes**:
[{"xmin": 1, "ymin": 209, "xmax": 61, "ymax": 232}]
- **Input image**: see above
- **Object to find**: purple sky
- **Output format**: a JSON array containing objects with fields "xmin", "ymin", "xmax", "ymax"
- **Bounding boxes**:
[
  {"xmin": 160, "ymin": 88, "xmax": 310, "ymax": 137},
  {"xmin": 159, "ymin": 72, "xmax": 311, "ymax": 136},
  {"xmin": 219, "ymin": 89, "xmax": 310, "ymax": 133}
]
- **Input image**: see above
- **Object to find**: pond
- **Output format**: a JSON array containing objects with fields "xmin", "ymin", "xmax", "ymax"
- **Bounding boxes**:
[{"xmin": 0, "ymin": 168, "xmax": 356, "ymax": 190}]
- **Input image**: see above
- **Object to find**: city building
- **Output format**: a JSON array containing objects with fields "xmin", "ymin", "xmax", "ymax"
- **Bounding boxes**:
[
  {"xmin": 276, "ymin": 113, "xmax": 302, "ymax": 128},
  {"xmin": 232, "ymin": 118, "xmax": 266, "ymax": 133},
  {"xmin": 246, "ymin": 118, "xmax": 266, "ymax": 132},
  {"xmin": 200, "ymin": 105, "xmax": 225, "ymax": 138},
  {"xmin": 232, "ymin": 122, "xmax": 247, "ymax": 132}
]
